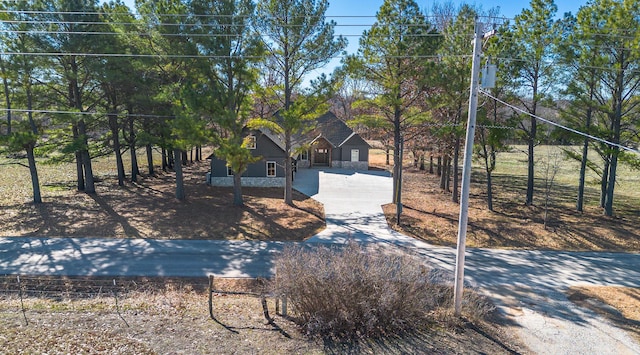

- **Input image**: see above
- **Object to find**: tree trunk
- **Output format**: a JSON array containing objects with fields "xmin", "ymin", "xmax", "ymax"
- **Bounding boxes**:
[
  {"xmin": 284, "ymin": 132, "xmax": 293, "ymax": 205},
  {"xmin": 600, "ymin": 157, "xmax": 610, "ymax": 208},
  {"xmin": 429, "ymin": 155, "xmax": 434, "ymax": 174},
  {"xmin": 577, "ymin": 82, "xmax": 596, "ymax": 212},
  {"xmin": 576, "ymin": 137, "xmax": 589, "ymax": 212},
  {"xmin": 486, "ymin": 170, "xmax": 493, "ymax": 212},
  {"xmin": 604, "ymin": 151, "xmax": 618, "ymax": 216},
  {"xmin": 452, "ymin": 138, "xmax": 460, "ymax": 203},
  {"xmin": 109, "ymin": 113, "xmax": 125, "ymax": 186},
  {"xmin": 604, "ymin": 111, "xmax": 622, "ymax": 216},
  {"xmin": 481, "ymin": 143, "xmax": 494, "ymax": 212},
  {"xmin": 72, "ymin": 124, "xmax": 85, "ymax": 191},
  {"xmin": 162, "ymin": 148, "xmax": 168, "ymax": 172},
  {"xmin": 24, "ymin": 82, "xmax": 41, "ymax": 203},
  {"xmin": 392, "ymin": 109, "xmax": 401, "ymax": 203},
  {"xmin": 1, "ymin": 57, "xmax": 11, "ymax": 135},
  {"xmin": 445, "ymin": 158, "xmax": 451, "ymax": 192},
  {"xmin": 526, "ymin": 117, "xmax": 536, "ymax": 206},
  {"xmin": 439, "ymin": 156, "xmax": 448, "ymax": 190},
  {"xmin": 437, "ymin": 156, "xmax": 442, "ymax": 176},
  {"xmin": 129, "ymin": 117, "xmax": 139, "ymax": 183},
  {"xmin": 174, "ymin": 148, "xmax": 185, "ymax": 200},
  {"xmin": 385, "ymin": 148, "xmax": 390, "ymax": 165},
  {"xmin": 233, "ymin": 172, "xmax": 243, "ymax": 206},
  {"xmin": 604, "ymin": 54, "xmax": 626, "ymax": 217},
  {"xmin": 77, "ymin": 119, "xmax": 95, "ymax": 194},
  {"xmin": 69, "ymin": 56, "xmax": 93, "ymax": 193},
  {"xmin": 26, "ymin": 143, "xmax": 42, "ymax": 204},
  {"xmin": 146, "ymin": 143, "xmax": 154, "ymax": 175}
]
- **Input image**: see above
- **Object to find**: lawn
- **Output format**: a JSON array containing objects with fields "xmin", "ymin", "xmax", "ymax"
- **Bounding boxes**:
[{"xmin": 0, "ymin": 150, "xmax": 324, "ymax": 241}]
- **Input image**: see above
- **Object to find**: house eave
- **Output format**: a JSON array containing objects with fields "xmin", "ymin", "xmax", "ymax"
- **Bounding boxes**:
[{"xmin": 338, "ymin": 132, "xmax": 357, "ymax": 147}]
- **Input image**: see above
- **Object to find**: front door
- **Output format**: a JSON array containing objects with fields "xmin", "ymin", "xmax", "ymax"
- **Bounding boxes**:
[{"xmin": 314, "ymin": 148, "xmax": 329, "ymax": 166}]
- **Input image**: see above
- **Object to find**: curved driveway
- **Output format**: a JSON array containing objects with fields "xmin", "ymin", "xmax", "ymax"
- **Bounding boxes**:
[{"xmin": 2, "ymin": 167, "xmax": 640, "ymax": 353}]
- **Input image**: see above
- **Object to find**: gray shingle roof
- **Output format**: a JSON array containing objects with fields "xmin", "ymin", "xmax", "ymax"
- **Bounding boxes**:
[{"xmin": 309, "ymin": 111, "xmax": 356, "ymax": 147}]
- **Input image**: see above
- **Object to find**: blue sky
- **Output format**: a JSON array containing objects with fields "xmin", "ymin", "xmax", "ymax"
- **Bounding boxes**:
[
  {"xmin": 109, "ymin": 0, "xmax": 588, "ymax": 78},
  {"xmin": 112, "ymin": 0, "xmax": 588, "ymax": 54}
]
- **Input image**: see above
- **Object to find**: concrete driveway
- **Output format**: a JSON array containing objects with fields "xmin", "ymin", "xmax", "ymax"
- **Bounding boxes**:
[{"xmin": 294, "ymin": 168, "xmax": 424, "ymax": 246}]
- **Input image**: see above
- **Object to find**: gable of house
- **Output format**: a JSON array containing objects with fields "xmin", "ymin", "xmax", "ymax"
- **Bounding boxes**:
[
  {"xmin": 301, "ymin": 111, "xmax": 370, "ymax": 169},
  {"xmin": 209, "ymin": 129, "xmax": 286, "ymax": 180}
]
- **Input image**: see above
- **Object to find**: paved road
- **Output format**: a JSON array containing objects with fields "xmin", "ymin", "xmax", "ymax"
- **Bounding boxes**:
[{"xmin": 2, "ymin": 168, "xmax": 640, "ymax": 354}]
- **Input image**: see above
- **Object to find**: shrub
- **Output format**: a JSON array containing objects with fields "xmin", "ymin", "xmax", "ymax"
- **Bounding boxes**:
[{"xmin": 273, "ymin": 242, "xmax": 492, "ymax": 339}]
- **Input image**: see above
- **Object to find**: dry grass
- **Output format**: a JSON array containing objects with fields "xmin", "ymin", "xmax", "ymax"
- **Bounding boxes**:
[
  {"xmin": 274, "ymin": 243, "xmax": 495, "ymax": 340},
  {"xmin": 567, "ymin": 286, "xmax": 640, "ymax": 343},
  {"xmin": 371, "ymin": 148, "xmax": 640, "ymax": 252},
  {"xmin": 0, "ymin": 277, "xmax": 323, "ymax": 354},
  {"xmin": 0, "ymin": 276, "xmax": 529, "ymax": 354},
  {"xmin": 0, "ymin": 155, "xmax": 324, "ymax": 241}
]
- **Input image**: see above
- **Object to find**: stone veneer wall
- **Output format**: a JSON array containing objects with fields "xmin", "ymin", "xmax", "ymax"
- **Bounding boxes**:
[
  {"xmin": 207, "ymin": 173, "xmax": 285, "ymax": 187},
  {"xmin": 340, "ymin": 161, "xmax": 369, "ymax": 170}
]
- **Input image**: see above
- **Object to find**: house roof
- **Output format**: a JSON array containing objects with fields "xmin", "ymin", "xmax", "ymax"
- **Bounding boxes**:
[
  {"xmin": 257, "ymin": 128, "xmax": 286, "ymax": 152},
  {"xmin": 309, "ymin": 111, "xmax": 360, "ymax": 148}
]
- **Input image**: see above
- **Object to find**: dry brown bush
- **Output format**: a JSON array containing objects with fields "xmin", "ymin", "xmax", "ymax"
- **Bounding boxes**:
[{"xmin": 273, "ymin": 242, "xmax": 495, "ymax": 340}]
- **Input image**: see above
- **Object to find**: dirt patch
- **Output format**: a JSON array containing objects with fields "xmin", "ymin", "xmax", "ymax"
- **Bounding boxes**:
[
  {"xmin": 381, "ymin": 164, "xmax": 640, "ymax": 252},
  {"xmin": 0, "ymin": 161, "xmax": 325, "ymax": 241},
  {"xmin": 567, "ymin": 286, "xmax": 640, "ymax": 343},
  {"xmin": 0, "ymin": 276, "xmax": 530, "ymax": 354}
]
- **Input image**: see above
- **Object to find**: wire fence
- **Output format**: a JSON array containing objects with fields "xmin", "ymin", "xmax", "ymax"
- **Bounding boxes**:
[
  {"xmin": 0, "ymin": 275, "xmax": 210, "ymax": 327},
  {"xmin": 0, "ymin": 275, "xmax": 284, "ymax": 331}
]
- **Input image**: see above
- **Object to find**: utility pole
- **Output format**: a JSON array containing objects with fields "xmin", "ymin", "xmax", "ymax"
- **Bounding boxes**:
[{"xmin": 453, "ymin": 21, "xmax": 485, "ymax": 315}]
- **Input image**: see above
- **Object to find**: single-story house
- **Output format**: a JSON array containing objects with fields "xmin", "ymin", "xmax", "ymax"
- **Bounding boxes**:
[{"xmin": 207, "ymin": 111, "xmax": 369, "ymax": 187}]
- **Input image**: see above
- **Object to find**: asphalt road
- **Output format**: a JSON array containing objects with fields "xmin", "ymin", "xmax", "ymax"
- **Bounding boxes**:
[{"xmin": 2, "ymin": 168, "xmax": 640, "ymax": 354}]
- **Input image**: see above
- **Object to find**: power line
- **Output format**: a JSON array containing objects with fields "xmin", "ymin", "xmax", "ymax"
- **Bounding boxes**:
[
  {"xmin": 492, "ymin": 56, "xmax": 640, "ymax": 76},
  {"xmin": 0, "ymin": 9, "xmax": 445, "ymax": 19},
  {"xmin": 0, "ymin": 51, "xmax": 471, "ymax": 60},
  {"xmin": 0, "ymin": 108, "xmax": 175, "ymax": 119},
  {"xmin": 0, "ymin": 29, "xmax": 448, "ymax": 39},
  {"xmin": 480, "ymin": 89, "xmax": 640, "ymax": 155}
]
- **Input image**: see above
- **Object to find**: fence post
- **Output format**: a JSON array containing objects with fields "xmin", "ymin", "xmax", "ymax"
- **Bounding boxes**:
[
  {"xmin": 208, "ymin": 275, "xmax": 214, "ymax": 320},
  {"xmin": 17, "ymin": 276, "xmax": 28, "ymax": 325},
  {"xmin": 112, "ymin": 279, "xmax": 129, "ymax": 327},
  {"xmin": 281, "ymin": 296, "xmax": 287, "ymax": 317}
]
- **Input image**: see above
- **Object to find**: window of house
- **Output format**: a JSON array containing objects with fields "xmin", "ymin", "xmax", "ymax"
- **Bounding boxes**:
[
  {"xmin": 267, "ymin": 161, "xmax": 276, "ymax": 177},
  {"xmin": 227, "ymin": 166, "xmax": 234, "ymax": 176},
  {"xmin": 246, "ymin": 135, "xmax": 256, "ymax": 149},
  {"xmin": 351, "ymin": 149, "xmax": 360, "ymax": 162},
  {"xmin": 300, "ymin": 150, "xmax": 308, "ymax": 160}
]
